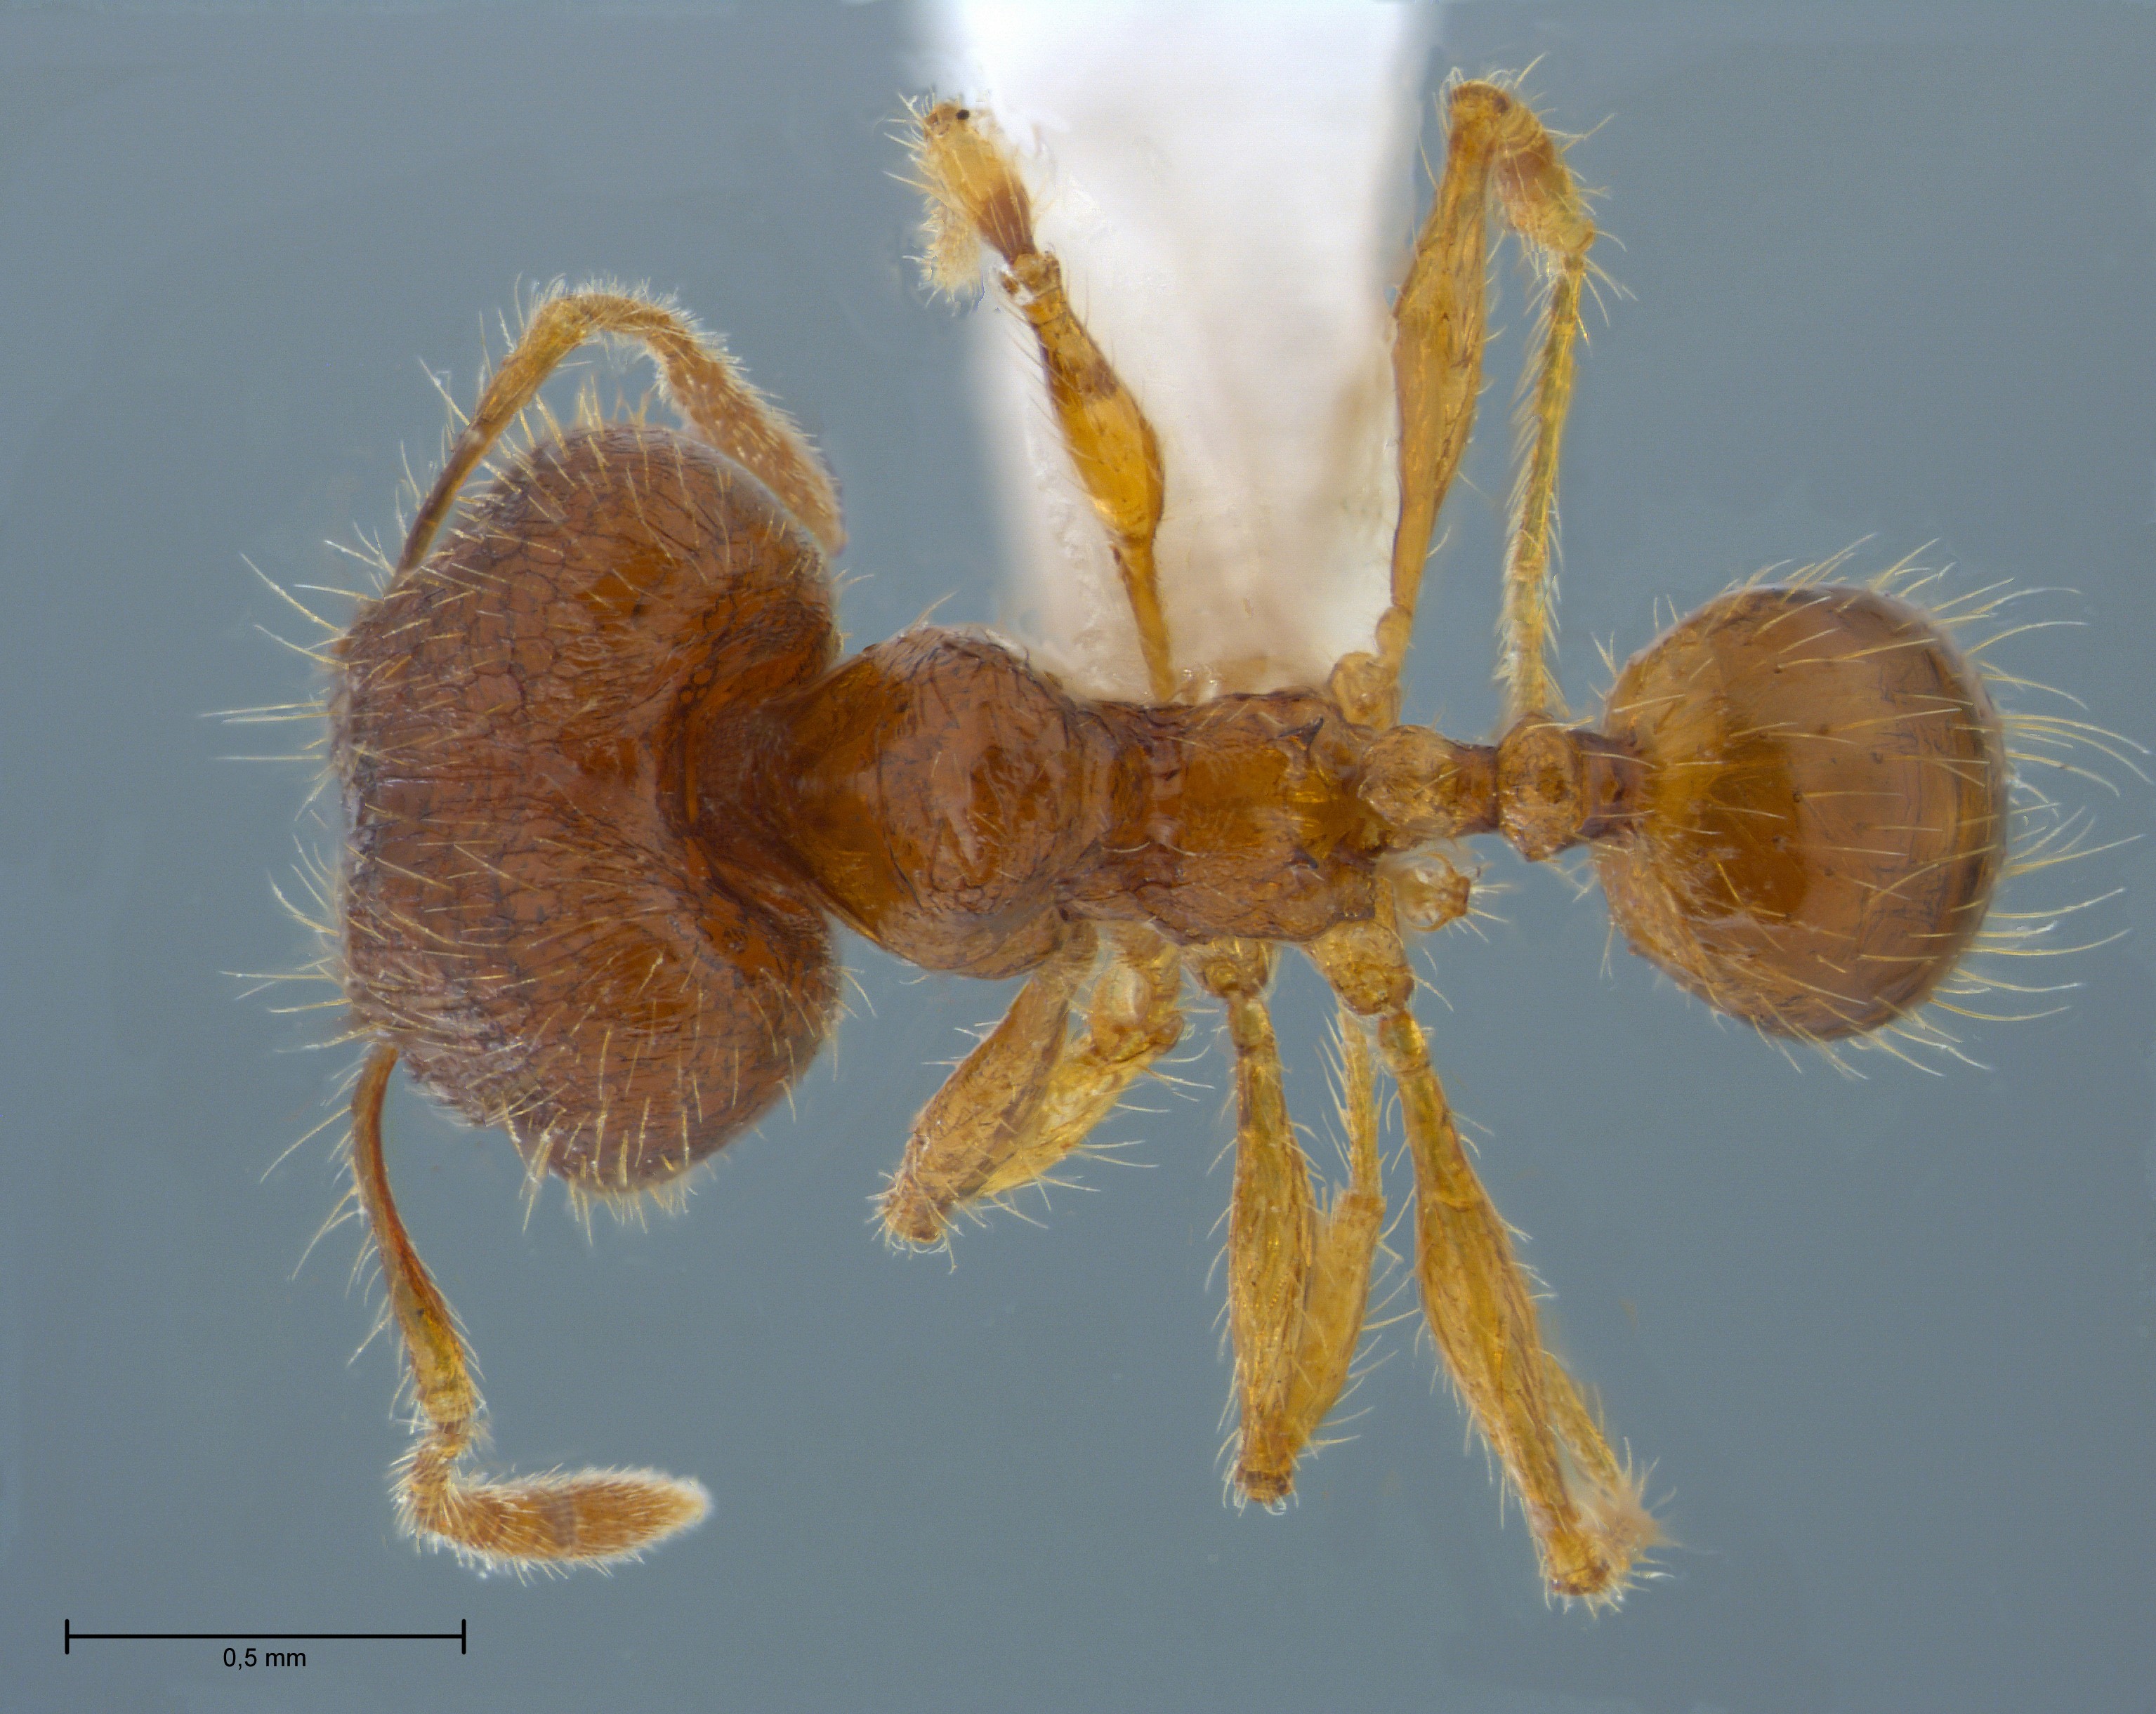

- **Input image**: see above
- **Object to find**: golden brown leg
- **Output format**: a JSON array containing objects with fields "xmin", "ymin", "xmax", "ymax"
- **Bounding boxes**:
[
  {"xmin": 1492, "ymin": 98, "xmax": 1594, "ymax": 726},
  {"xmin": 1307, "ymin": 921, "xmax": 1655, "ymax": 1606},
  {"xmin": 350, "ymin": 1046, "xmax": 709, "ymax": 1570},
  {"xmin": 972, "ymin": 923, "xmax": 1187, "ymax": 1201},
  {"xmin": 1272, "ymin": 1007, "xmax": 1388, "ymax": 1485},
  {"xmin": 879, "ymin": 923, "xmax": 1186, "ymax": 1246},
  {"xmin": 1346, "ymin": 80, "xmax": 1596, "ymax": 728},
  {"xmin": 398, "ymin": 287, "xmax": 843, "ymax": 576},
  {"xmin": 913, "ymin": 101, "xmax": 1175, "ymax": 701},
  {"xmin": 879, "ymin": 926, "xmax": 1097, "ymax": 1246},
  {"xmin": 1190, "ymin": 943, "xmax": 1384, "ymax": 1507},
  {"xmin": 1382, "ymin": 1007, "xmax": 1654, "ymax": 1603}
]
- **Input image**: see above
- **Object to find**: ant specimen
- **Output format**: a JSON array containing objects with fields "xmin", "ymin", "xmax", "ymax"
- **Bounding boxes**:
[{"xmin": 323, "ymin": 82, "xmax": 2025, "ymax": 1604}]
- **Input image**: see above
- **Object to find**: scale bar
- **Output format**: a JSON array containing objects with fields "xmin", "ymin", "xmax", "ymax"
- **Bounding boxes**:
[{"xmin": 66, "ymin": 1618, "xmax": 466, "ymax": 1654}]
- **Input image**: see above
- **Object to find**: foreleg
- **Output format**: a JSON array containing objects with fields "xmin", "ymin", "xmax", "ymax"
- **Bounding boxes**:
[
  {"xmin": 913, "ymin": 101, "xmax": 1176, "ymax": 701},
  {"xmin": 879, "ymin": 923, "xmax": 1185, "ymax": 1246}
]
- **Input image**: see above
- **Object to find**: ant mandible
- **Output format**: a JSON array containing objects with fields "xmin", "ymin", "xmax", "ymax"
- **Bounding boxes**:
[{"xmin": 324, "ymin": 84, "xmax": 2007, "ymax": 1604}]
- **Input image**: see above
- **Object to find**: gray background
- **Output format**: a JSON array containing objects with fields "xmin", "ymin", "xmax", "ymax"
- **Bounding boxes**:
[{"xmin": 3, "ymin": 4, "xmax": 2151, "ymax": 1711}]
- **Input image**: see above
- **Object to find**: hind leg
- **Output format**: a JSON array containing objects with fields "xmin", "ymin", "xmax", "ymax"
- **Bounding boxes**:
[
  {"xmin": 1336, "ymin": 79, "xmax": 1597, "ymax": 730},
  {"xmin": 1307, "ymin": 919, "xmax": 1657, "ymax": 1607}
]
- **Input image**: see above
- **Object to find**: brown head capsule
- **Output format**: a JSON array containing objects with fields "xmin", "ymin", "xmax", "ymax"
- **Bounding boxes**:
[
  {"xmin": 1592, "ymin": 584, "xmax": 2011, "ymax": 1039},
  {"xmin": 336, "ymin": 421, "xmax": 843, "ymax": 1201}
]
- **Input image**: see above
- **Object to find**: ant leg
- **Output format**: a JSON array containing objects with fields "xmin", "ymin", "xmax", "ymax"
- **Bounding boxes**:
[
  {"xmin": 1343, "ymin": 81, "xmax": 1595, "ymax": 729},
  {"xmin": 1190, "ymin": 943, "xmax": 1385, "ymax": 1507},
  {"xmin": 397, "ymin": 287, "xmax": 843, "ymax": 576},
  {"xmin": 879, "ymin": 923, "xmax": 1185, "ymax": 1245},
  {"xmin": 971, "ymin": 923, "xmax": 1186, "ymax": 1201},
  {"xmin": 879, "ymin": 925, "xmax": 1098, "ymax": 1246},
  {"xmin": 1489, "ymin": 92, "xmax": 1595, "ymax": 727},
  {"xmin": 1307, "ymin": 921, "xmax": 1656, "ymax": 1607},
  {"xmin": 913, "ymin": 101, "xmax": 1175, "ymax": 701},
  {"xmin": 350, "ymin": 1046, "xmax": 709, "ymax": 1570}
]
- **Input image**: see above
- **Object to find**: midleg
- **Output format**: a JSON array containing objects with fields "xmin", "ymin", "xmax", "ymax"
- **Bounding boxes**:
[{"xmin": 1190, "ymin": 942, "xmax": 1384, "ymax": 1506}]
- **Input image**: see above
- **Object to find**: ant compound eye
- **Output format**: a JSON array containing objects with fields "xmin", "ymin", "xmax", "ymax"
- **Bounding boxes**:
[{"xmin": 1593, "ymin": 586, "xmax": 2010, "ymax": 1039}]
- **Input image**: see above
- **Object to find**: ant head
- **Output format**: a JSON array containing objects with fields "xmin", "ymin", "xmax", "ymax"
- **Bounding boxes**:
[{"xmin": 339, "ymin": 421, "xmax": 845, "ymax": 1209}]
